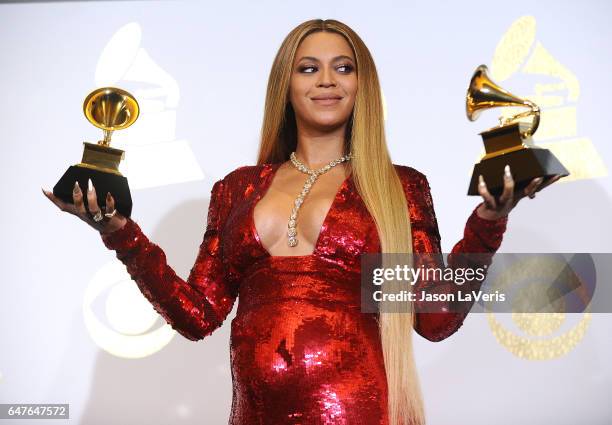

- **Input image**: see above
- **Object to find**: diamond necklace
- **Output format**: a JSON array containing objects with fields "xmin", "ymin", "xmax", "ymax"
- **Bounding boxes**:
[{"xmin": 287, "ymin": 151, "xmax": 353, "ymax": 247}]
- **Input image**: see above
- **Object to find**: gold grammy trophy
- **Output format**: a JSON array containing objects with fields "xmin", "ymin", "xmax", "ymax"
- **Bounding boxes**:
[
  {"xmin": 465, "ymin": 64, "xmax": 569, "ymax": 196},
  {"xmin": 53, "ymin": 87, "xmax": 139, "ymax": 217}
]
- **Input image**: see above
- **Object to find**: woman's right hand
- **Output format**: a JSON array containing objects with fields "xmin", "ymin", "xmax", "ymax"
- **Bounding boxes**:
[{"xmin": 42, "ymin": 179, "xmax": 127, "ymax": 235}]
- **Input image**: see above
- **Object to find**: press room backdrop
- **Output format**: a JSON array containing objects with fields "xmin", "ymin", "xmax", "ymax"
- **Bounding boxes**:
[{"xmin": 1, "ymin": 0, "xmax": 611, "ymax": 424}]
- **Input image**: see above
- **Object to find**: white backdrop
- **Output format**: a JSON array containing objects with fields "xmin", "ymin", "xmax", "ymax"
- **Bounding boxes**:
[{"xmin": 1, "ymin": 0, "xmax": 611, "ymax": 424}]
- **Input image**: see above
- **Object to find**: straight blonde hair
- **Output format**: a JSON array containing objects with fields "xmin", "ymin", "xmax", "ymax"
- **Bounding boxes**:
[{"xmin": 256, "ymin": 19, "xmax": 425, "ymax": 425}]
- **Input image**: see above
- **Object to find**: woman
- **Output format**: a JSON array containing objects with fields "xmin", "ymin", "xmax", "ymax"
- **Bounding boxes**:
[{"xmin": 43, "ymin": 19, "xmax": 562, "ymax": 425}]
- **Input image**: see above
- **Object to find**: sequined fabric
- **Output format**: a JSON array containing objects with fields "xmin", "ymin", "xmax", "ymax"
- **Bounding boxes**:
[{"xmin": 101, "ymin": 162, "xmax": 508, "ymax": 424}]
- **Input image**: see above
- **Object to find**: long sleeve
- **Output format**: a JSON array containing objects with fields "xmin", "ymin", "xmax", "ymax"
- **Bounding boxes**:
[
  {"xmin": 99, "ymin": 177, "xmax": 238, "ymax": 341},
  {"xmin": 409, "ymin": 171, "xmax": 508, "ymax": 342}
]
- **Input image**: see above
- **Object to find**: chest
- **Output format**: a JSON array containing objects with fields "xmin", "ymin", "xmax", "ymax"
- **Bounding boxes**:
[
  {"xmin": 221, "ymin": 171, "xmax": 381, "ymax": 273},
  {"xmin": 252, "ymin": 172, "xmax": 351, "ymax": 257},
  {"xmin": 219, "ymin": 164, "xmax": 436, "ymax": 279}
]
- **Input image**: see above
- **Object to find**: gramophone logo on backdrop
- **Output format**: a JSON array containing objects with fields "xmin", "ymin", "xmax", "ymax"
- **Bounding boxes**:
[
  {"xmin": 489, "ymin": 15, "xmax": 607, "ymax": 181},
  {"xmin": 82, "ymin": 22, "xmax": 207, "ymax": 357},
  {"xmin": 93, "ymin": 22, "xmax": 205, "ymax": 189},
  {"xmin": 485, "ymin": 254, "xmax": 592, "ymax": 360},
  {"xmin": 83, "ymin": 262, "xmax": 176, "ymax": 359},
  {"xmin": 485, "ymin": 16, "xmax": 598, "ymax": 360}
]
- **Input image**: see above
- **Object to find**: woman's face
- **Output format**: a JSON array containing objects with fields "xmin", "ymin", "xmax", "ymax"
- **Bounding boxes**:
[{"xmin": 289, "ymin": 31, "xmax": 357, "ymax": 132}]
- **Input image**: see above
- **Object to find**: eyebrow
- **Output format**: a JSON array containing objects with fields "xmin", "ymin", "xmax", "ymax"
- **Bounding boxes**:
[{"xmin": 296, "ymin": 55, "xmax": 355, "ymax": 63}]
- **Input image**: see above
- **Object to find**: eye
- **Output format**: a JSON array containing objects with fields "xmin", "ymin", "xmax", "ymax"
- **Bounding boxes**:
[
  {"xmin": 297, "ymin": 64, "xmax": 355, "ymax": 74},
  {"xmin": 299, "ymin": 65, "xmax": 317, "ymax": 73},
  {"xmin": 337, "ymin": 64, "xmax": 354, "ymax": 73}
]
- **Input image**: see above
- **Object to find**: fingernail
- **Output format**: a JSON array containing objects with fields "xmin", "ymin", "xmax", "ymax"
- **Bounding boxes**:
[
  {"xmin": 74, "ymin": 181, "xmax": 81, "ymax": 192},
  {"xmin": 106, "ymin": 192, "xmax": 111, "ymax": 200},
  {"xmin": 88, "ymin": 178, "xmax": 93, "ymax": 192},
  {"xmin": 536, "ymin": 177, "xmax": 544, "ymax": 183},
  {"xmin": 504, "ymin": 164, "xmax": 512, "ymax": 179},
  {"xmin": 478, "ymin": 175, "xmax": 485, "ymax": 187},
  {"xmin": 41, "ymin": 187, "xmax": 48, "ymax": 195}
]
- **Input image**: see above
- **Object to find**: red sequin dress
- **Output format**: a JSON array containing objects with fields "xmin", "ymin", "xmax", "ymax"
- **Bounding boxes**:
[{"xmin": 100, "ymin": 162, "xmax": 508, "ymax": 424}]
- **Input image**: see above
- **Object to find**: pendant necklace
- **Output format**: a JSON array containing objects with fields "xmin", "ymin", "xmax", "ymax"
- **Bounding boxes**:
[{"xmin": 287, "ymin": 151, "xmax": 353, "ymax": 247}]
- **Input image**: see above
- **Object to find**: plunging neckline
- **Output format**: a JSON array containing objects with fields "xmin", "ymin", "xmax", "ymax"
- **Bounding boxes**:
[{"xmin": 250, "ymin": 162, "xmax": 352, "ymax": 259}]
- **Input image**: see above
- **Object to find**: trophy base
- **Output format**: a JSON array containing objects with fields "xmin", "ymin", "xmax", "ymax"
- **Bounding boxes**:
[
  {"xmin": 467, "ymin": 147, "xmax": 569, "ymax": 197},
  {"xmin": 53, "ymin": 165, "xmax": 133, "ymax": 218}
]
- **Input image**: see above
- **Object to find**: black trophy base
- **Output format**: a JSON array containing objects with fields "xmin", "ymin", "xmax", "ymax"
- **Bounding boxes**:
[
  {"xmin": 53, "ymin": 165, "xmax": 133, "ymax": 218},
  {"xmin": 467, "ymin": 147, "xmax": 569, "ymax": 197}
]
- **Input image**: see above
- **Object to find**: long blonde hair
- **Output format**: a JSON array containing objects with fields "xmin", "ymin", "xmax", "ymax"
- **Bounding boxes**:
[{"xmin": 256, "ymin": 19, "xmax": 425, "ymax": 425}]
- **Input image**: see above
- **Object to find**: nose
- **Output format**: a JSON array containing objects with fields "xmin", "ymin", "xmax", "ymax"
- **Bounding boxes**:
[{"xmin": 316, "ymin": 65, "xmax": 336, "ymax": 88}]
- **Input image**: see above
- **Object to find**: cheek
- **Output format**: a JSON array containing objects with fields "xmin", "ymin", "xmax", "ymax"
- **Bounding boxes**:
[
  {"xmin": 346, "ymin": 79, "xmax": 358, "ymax": 101},
  {"xmin": 342, "ymin": 84, "xmax": 358, "ymax": 113},
  {"xmin": 289, "ymin": 76, "xmax": 308, "ymax": 96},
  {"xmin": 289, "ymin": 83, "xmax": 309, "ymax": 111},
  {"xmin": 337, "ymin": 76, "xmax": 357, "ymax": 106}
]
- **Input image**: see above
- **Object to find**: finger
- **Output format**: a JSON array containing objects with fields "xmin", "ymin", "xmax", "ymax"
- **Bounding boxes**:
[
  {"xmin": 477, "ymin": 174, "xmax": 497, "ymax": 209},
  {"xmin": 86, "ymin": 178, "xmax": 102, "ymax": 216},
  {"xmin": 527, "ymin": 177, "xmax": 543, "ymax": 191},
  {"xmin": 103, "ymin": 192, "xmax": 118, "ymax": 224},
  {"xmin": 42, "ymin": 187, "xmax": 64, "ymax": 209},
  {"xmin": 537, "ymin": 174, "xmax": 563, "ymax": 192},
  {"xmin": 105, "ymin": 192, "xmax": 115, "ymax": 214},
  {"xmin": 524, "ymin": 177, "xmax": 543, "ymax": 198},
  {"xmin": 72, "ymin": 181, "xmax": 87, "ymax": 218},
  {"xmin": 42, "ymin": 187, "xmax": 75, "ymax": 214},
  {"xmin": 498, "ymin": 164, "xmax": 515, "ymax": 205}
]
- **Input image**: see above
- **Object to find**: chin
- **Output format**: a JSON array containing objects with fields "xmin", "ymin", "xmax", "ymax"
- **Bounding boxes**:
[
  {"xmin": 311, "ymin": 120, "xmax": 346, "ymax": 131},
  {"xmin": 308, "ymin": 113, "xmax": 350, "ymax": 129}
]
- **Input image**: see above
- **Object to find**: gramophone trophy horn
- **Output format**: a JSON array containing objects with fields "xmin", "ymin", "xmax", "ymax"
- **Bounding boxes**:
[
  {"xmin": 53, "ymin": 87, "xmax": 139, "ymax": 217},
  {"xmin": 465, "ymin": 65, "xmax": 569, "ymax": 196}
]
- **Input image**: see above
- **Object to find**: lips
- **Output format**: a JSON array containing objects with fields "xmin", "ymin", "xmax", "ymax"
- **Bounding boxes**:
[
  {"xmin": 311, "ymin": 95, "xmax": 343, "ymax": 100},
  {"xmin": 311, "ymin": 95, "xmax": 343, "ymax": 105}
]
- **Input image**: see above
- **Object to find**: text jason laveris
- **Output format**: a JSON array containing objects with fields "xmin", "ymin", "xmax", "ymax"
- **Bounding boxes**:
[{"xmin": 372, "ymin": 289, "xmax": 506, "ymax": 303}]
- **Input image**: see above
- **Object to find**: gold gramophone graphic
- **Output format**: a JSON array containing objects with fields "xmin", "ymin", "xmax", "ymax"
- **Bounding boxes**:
[
  {"xmin": 465, "ymin": 64, "xmax": 569, "ymax": 196},
  {"xmin": 53, "ymin": 87, "xmax": 139, "ymax": 217}
]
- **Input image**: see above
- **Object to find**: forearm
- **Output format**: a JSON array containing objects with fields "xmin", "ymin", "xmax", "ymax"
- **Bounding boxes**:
[
  {"xmin": 101, "ymin": 217, "xmax": 228, "ymax": 341},
  {"xmin": 414, "ymin": 203, "xmax": 508, "ymax": 341}
]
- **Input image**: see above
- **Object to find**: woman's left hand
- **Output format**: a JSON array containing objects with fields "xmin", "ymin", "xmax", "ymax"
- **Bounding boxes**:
[{"xmin": 476, "ymin": 164, "xmax": 565, "ymax": 220}]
